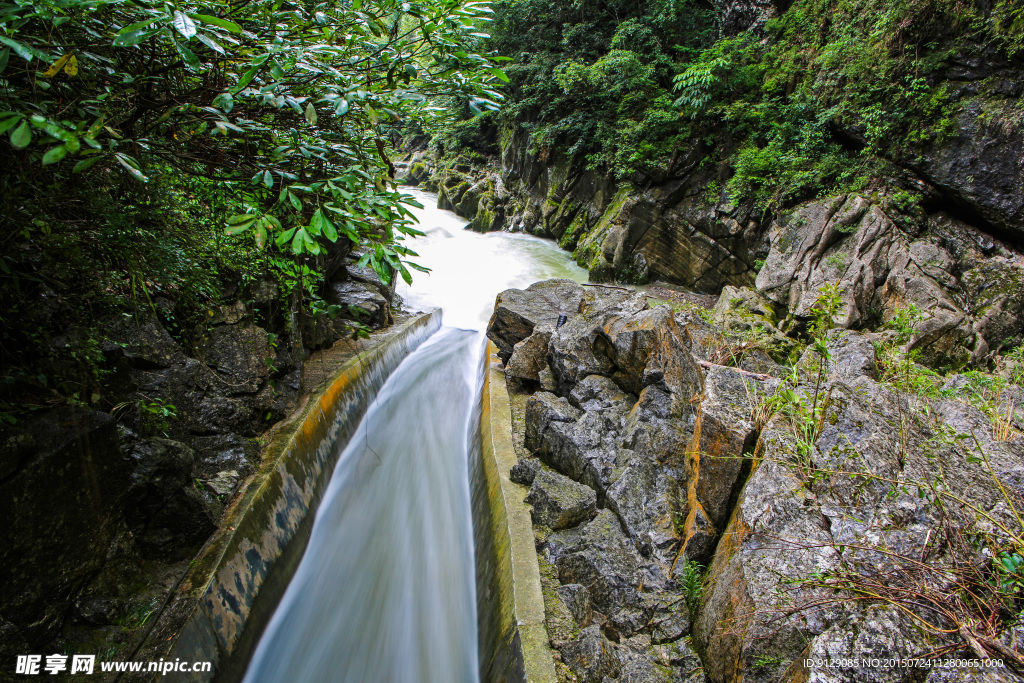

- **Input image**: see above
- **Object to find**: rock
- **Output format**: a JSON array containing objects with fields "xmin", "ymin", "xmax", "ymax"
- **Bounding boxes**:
[
  {"xmin": 712, "ymin": 285, "xmax": 778, "ymax": 328},
  {"xmin": 328, "ymin": 280, "xmax": 390, "ymax": 330},
  {"xmin": 207, "ymin": 299, "xmax": 247, "ymax": 325},
  {"xmin": 615, "ymin": 654, "xmax": 675, "ymax": 683},
  {"xmin": 189, "ymin": 432, "xmax": 257, "ymax": 480},
  {"xmin": 506, "ymin": 330, "xmax": 552, "ymax": 382},
  {"xmin": 102, "ymin": 312, "xmax": 185, "ymax": 368},
  {"xmin": 791, "ymin": 605, "xmax": 932, "ymax": 683},
  {"xmin": 347, "ymin": 257, "xmax": 400, "ymax": 309},
  {"xmin": 606, "ymin": 455, "xmax": 679, "ymax": 555},
  {"xmin": 125, "ymin": 438, "xmax": 217, "ymax": 559},
  {"xmin": 204, "ymin": 469, "xmax": 240, "ymax": 497},
  {"xmin": 562, "ymin": 625, "xmax": 621, "ymax": 683},
  {"xmin": 487, "ymin": 279, "xmax": 585, "ymax": 362},
  {"xmin": 553, "ymin": 510, "xmax": 644, "ymax": 615},
  {"xmin": 686, "ymin": 365, "xmax": 774, "ymax": 534},
  {"xmin": 755, "ymin": 194, "xmax": 1024, "ymax": 367},
  {"xmin": 904, "ymin": 99, "xmax": 1024, "ymax": 244},
  {"xmin": 556, "ymin": 583, "xmax": 593, "ymax": 626},
  {"xmin": 0, "ymin": 407, "xmax": 128, "ymax": 645},
  {"xmin": 524, "ymin": 391, "xmax": 582, "ymax": 453},
  {"xmin": 603, "ymin": 305, "xmax": 704, "ymax": 405},
  {"xmin": 538, "ymin": 366, "xmax": 558, "ymax": 392},
  {"xmin": 525, "ymin": 469, "xmax": 597, "ymax": 530},
  {"xmin": 197, "ymin": 323, "xmax": 274, "ymax": 393},
  {"xmin": 694, "ymin": 371, "xmax": 1024, "ymax": 682},
  {"xmin": 509, "ymin": 457, "xmax": 539, "ymax": 486},
  {"xmin": 812, "ymin": 328, "xmax": 879, "ymax": 382}
]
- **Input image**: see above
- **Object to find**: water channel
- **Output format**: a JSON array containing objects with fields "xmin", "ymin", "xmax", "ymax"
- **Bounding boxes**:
[{"xmin": 242, "ymin": 190, "xmax": 587, "ymax": 682}]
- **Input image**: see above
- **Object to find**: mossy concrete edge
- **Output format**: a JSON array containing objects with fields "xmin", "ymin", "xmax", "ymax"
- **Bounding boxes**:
[
  {"xmin": 127, "ymin": 310, "xmax": 441, "ymax": 682},
  {"xmin": 478, "ymin": 340, "xmax": 558, "ymax": 683}
]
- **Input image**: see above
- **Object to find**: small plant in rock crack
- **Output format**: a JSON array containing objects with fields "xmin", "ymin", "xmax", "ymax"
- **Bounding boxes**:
[
  {"xmin": 758, "ymin": 283, "xmax": 841, "ymax": 477},
  {"xmin": 680, "ymin": 560, "xmax": 705, "ymax": 623},
  {"xmin": 137, "ymin": 397, "xmax": 177, "ymax": 436}
]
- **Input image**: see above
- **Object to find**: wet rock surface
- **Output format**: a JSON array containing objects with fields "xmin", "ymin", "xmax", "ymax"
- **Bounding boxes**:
[
  {"xmin": 490, "ymin": 280, "xmax": 1024, "ymax": 683},
  {"xmin": 0, "ymin": 257, "xmax": 400, "ymax": 663}
]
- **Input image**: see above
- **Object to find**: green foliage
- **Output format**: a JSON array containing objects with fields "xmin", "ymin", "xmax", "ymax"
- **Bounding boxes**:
[
  {"xmin": 679, "ymin": 559, "xmax": 704, "ymax": 622},
  {"xmin": 0, "ymin": 0, "xmax": 504, "ymax": 415},
  {"xmin": 487, "ymin": 0, "xmax": 1020, "ymax": 213},
  {"xmin": 489, "ymin": 0, "xmax": 714, "ymax": 177}
]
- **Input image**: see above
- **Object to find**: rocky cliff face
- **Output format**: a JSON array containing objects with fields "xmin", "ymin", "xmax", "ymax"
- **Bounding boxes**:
[
  {"xmin": 488, "ymin": 279, "xmax": 1024, "ymax": 683},
  {"xmin": 0, "ymin": 250, "xmax": 402, "ymax": 665},
  {"xmin": 412, "ymin": 125, "xmax": 1024, "ymax": 372}
]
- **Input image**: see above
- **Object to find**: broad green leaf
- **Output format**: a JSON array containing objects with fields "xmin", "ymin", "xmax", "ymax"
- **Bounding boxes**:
[
  {"xmin": 305, "ymin": 103, "xmax": 317, "ymax": 125},
  {"xmin": 117, "ymin": 17, "xmax": 164, "ymax": 35},
  {"xmin": 114, "ymin": 153, "xmax": 148, "ymax": 181},
  {"xmin": 176, "ymin": 42, "xmax": 200, "ymax": 70},
  {"xmin": 291, "ymin": 227, "xmax": 307, "ymax": 254},
  {"xmin": 42, "ymin": 145, "xmax": 66, "ymax": 164},
  {"xmin": 275, "ymin": 227, "xmax": 296, "ymax": 247},
  {"xmin": 335, "ymin": 99, "xmax": 349, "ymax": 116},
  {"xmin": 289, "ymin": 192, "xmax": 302, "ymax": 210},
  {"xmin": 262, "ymin": 170, "xmax": 273, "ymax": 188},
  {"xmin": 227, "ymin": 213, "xmax": 257, "ymax": 225},
  {"xmin": 173, "ymin": 11, "xmax": 198, "ymax": 39},
  {"xmin": 0, "ymin": 36, "xmax": 45, "ymax": 62},
  {"xmin": 233, "ymin": 64, "xmax": 260, "ymax": 93},
  {"xmin": 190, "ymin": 14, "xmax": 243, "ymax": 34},
  {"xmin": 113, "ymin": 28, "xmax": 159, "ymax": 47},
  {"xmin": 72, "ymin": 156, "xmax": 102, "ymax": 173},
  {"xmin": 255, "ymin": 224, "xmax": 267, "ymax": 248},
  {"xmin": 225, "ymin": 218, "xmax": 256, "ymax": 234},
  {"xmin": 486, "ymin": 67, "xmax": 509, "ymax": 83},
  {"xmin": 10, "ymin": 121, "xmax": 30, "ymax": 149},
  {"xmin": 195, "ymin": 34, "xmax": 224, "ymax": 54},
  {"xmin": 212, "ymin": 92, "xmax": 233, "ymax": 113},
  {"xmin": 63, "ymin": 54, "xmax": 78, "ymax": 76},
  {"xmin": 0, "ymin": 115, "xmax": 21, "ymax": 135}
]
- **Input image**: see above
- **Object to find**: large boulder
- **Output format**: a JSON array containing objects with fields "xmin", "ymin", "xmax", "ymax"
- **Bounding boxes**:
[
  {"xmin": 197, "ymin": 322, "xmax": 275, "ymax": 393},
  {"xmin": 125, "ymin": 438, "xmax": 218, "ymax": 559},
  {"xmin": 0, "ymin": 407, "xmax": 129, "ymax": 646},
  {"xmin": 327, "ymin": 280, "xmax": 390, "ymax": 330},
  {"xmin": 488, "ymin": 279, "xmax": 585, "ymax": 362},
  {"xmin": 525, "ymin": 468, "xmax": 597, "ymax": 530},
  {"xmin": 694, "ymin": 374, "xmax": 1024, "ymax": 682},
  {"xmin": 755, "ymin": 194, "xmax": 1024, "ymax": 367}
]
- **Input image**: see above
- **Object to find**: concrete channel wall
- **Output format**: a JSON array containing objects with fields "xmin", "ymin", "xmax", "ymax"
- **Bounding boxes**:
[
  {"xmin": 128, "ymin": 311, "xmax": 440, "ymax": 682},
  {"xmin": 472, "ymin": 341, "xmax": 558, "ymax": 683}
]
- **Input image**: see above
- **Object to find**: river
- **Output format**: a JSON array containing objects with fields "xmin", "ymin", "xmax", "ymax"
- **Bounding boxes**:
[{"xmin": 241, "ymin": 189, "xmax": 586, "ymax": 682}]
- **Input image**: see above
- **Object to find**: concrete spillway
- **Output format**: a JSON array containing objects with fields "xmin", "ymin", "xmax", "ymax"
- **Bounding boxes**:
[{"xmin": 234, "ymin": 190, "xmax": 585, "ymax": 682}]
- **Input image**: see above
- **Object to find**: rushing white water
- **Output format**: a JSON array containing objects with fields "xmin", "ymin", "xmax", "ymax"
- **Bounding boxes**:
[{"xmin": 242, "ymin": 190, "xmax": 586, "ymax": 683}]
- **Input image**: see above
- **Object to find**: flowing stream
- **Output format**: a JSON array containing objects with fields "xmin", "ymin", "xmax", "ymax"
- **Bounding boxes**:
[{"xmin": 242, "ymin": 189, "xmax": 586, "ymax": 683}]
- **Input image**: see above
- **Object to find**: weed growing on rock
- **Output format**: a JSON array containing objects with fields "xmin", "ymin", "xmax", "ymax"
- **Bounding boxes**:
[{"xmin": 680, "ymin": 560, "xmax": 705, "ymax": 624}]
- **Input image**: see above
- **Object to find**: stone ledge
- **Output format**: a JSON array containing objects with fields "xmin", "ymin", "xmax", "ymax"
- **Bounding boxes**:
[
  {"xmin": 476, "ymin": 340, "xmax": 558, "ymax": 683},
  {"xmin": 126, "ymin": 310, "xmax": 441, "ymax": 682}
]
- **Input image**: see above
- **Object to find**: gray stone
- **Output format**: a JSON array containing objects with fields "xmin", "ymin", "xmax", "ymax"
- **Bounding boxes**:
[
  {"xmin": 554, "ymin": 510, "xmax": 643, "ymax": 615},
  {"xmin": 487, "ymin": 279, "xmax": 585, "ymax": 361},
  {"xmin": 328, "ymin": 280, "xmax": 390, "ymax": 330},
  {"xmin": 506, "ymin": 329, "xmax": 552, "ymax": 382},
  {"xmin": 562, "ymin": 625, "xmax": 621, "ymax": 683},
  {"xmin": 556, "ymin": 583, "xmax": 593, "ymax": 625},
  {"xmin": 197, "ymin": 323, "xmax": 274, "ymax": 393},
  {"xmin": 525, "ymin": 469, "xmax": 597, "ymax": 530},
  {"xmin": 509, "ymin": 458, "xmax": 539, "ymax": 486},
  {"xmin": 102, "ymin": 312, "xmax": 185, "ymax": 368}
]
